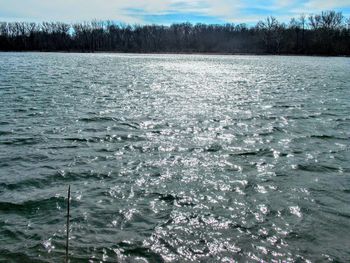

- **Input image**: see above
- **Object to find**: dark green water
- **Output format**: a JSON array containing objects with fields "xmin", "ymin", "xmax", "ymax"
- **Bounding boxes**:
[{"xmin": 0, "ymin": 53, "xmax": 349, "ymax": 262}]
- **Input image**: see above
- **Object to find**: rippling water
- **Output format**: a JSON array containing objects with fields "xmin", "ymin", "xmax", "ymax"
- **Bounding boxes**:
[{"xmin": 0, "ymin": 53, "xmax": 350, "ymax": 262}]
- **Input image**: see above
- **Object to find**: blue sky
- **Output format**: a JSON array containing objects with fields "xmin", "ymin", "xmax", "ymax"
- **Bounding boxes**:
[{"xmin": 0, "ymin": 0, "xmax": 349, "ymax": 24}]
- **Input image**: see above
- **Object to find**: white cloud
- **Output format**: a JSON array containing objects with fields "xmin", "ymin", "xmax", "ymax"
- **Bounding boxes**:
[
  {"xmin": 0, "ymin": 0, "xmax": 349, "ymax": 24},
  {"xmin": 0, "ymin": 0, "xmax": 243, "ymax": 23},
  {"xmin": 304, "ymin": 0, "xmax": 350, "ymax": 11},
  {"xmin": 289, "ymin": 0, "xmax": 350, "ymax": 18},
  {"xmin": 0, "ymin": 0, "xmax": 168, "ymax": 22}
]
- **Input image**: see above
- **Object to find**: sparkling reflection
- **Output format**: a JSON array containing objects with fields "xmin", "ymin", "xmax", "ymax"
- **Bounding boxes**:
[{"xmin": 0, "ymin": 53, "xmax": 349, "ymax": 262}]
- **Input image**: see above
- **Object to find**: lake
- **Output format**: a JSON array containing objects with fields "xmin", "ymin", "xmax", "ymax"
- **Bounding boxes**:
[{"xmin": 0, "ymin": 53, "xmax": 349, "ymax": 262}]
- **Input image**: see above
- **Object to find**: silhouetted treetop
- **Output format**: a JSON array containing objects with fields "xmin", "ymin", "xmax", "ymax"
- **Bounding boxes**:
[{"xmin": 0, "ymin": 10, "xmax": 349, "ymax": 55}]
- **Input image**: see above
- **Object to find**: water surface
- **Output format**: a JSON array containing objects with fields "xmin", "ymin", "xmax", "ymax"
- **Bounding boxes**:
[{"xmin": 0, "ymin": 53, "xmax": 349, "ymax": 262}]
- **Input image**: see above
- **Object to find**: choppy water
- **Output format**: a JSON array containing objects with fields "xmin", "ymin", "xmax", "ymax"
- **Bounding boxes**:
[{"xmin": 0, "ymin": 53, "xmax": 350, "ymax": 262}]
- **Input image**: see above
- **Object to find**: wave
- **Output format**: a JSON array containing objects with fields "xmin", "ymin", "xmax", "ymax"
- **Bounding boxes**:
[
  {"xmin": 0, "ymin": 130, "xmax": 12, "ymax": 136},
  {"xmin": 310, "ymin": 135, "xmax": 349, "ymax": 140},
  {"xmin": 78, "ymin": 116, "xmax": 119, "ymax": 123},
  {"xmin": 296, "ymin": 164, "xmax": 339, "ymax": 172},
  {"xmin": 0, "ymin": 196, "xmax": 65, "ymax": 214},
  {"xmin": 63, "ymin": 134, "xmax": 144, "ymax": 143},
  {"xmin": 0, "ymin": 137, "xmax": 43, "ymax": 146}
]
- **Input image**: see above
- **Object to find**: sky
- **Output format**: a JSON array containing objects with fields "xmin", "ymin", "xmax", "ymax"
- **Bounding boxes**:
[{"xmin": 0, "ymin": 0, "xmax": 349, "ymax": 25}]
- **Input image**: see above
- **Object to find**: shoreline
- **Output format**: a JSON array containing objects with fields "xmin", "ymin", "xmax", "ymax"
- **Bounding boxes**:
[{"xmin": 0, "ymin": 50, "xmax": 349, "ymax": 58}]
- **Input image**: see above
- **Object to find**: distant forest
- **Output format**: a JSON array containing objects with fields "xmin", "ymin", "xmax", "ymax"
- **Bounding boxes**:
[{"xmin": 1, "ymin": 10, "xmax": 349, "ymax": 55}]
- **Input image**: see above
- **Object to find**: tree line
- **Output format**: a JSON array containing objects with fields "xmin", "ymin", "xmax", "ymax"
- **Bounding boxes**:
[{"xmin": 0, "ymin": 10, "xmax": 349, "ymax": 55}]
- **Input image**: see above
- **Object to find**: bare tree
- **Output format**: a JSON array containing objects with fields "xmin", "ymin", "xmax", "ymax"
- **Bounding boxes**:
[
  {"xmin": 0, "ymin": 10, "xmax": 349, "ymax": 55},
  {"xmin": 257, "ymin": 16, "xmax": 284, "ymax": 53}
]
